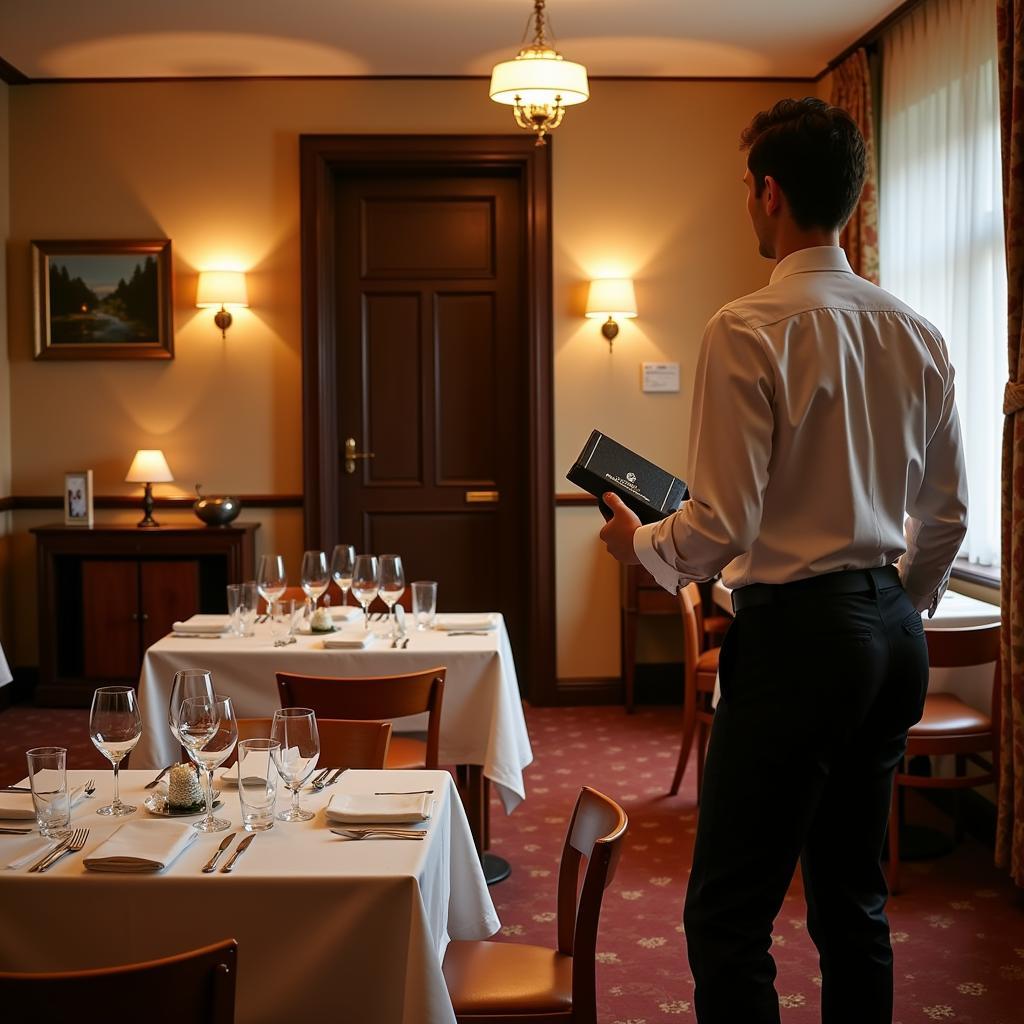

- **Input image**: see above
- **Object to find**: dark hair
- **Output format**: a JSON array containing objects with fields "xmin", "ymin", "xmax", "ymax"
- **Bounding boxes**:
[{"xmin": 740, "ymin": 97, "xmax": 866, "ymax": 232}]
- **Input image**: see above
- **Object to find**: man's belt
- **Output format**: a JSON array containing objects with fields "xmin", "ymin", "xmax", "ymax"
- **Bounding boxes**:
[{"xmin": 731, "ymin": 565, "xmax": 902, "ymax": 613}]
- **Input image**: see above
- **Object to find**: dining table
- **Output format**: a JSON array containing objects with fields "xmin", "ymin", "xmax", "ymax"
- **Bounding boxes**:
[
  {"xmin": 132, "ymin": 613, "xmax": 533, "ymax": 878},
  {"xmin": 0, "ymin": 640, "xmax": 12, "ymax": 688},
  {"xmin": 0, "ymin": 768, "xmax": 499, "ymax": 1024}
]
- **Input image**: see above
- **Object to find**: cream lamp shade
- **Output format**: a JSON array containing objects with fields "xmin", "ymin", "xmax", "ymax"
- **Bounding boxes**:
[
  {"xmin": 489, "ymin": 53, "xmax": 590, "ymax": 108},
  {"xmin": 195, "ymin": 271, "xmax": 249, "ymax": 308},
  {"xmin": 585, "ymin": 279, "xmax": 638, "ymax": 319},
  {"xmin": 125, "ymin": 449, "xmax": 174, "ymax": 484}
]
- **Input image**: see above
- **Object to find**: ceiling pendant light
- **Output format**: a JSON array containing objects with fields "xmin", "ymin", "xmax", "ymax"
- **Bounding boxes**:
[{"xmin": 489, "ymin": 0, "xmax": 589, "ymax": 146}]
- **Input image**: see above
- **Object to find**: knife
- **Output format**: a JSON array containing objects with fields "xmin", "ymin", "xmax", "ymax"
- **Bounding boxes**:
[
  {"xmin": 0, "ymin": 786, "xmax": 31, "ymax": 793},
  {"xmin": 220, "ymin": 833, "xmax": 255, "ymax": 873},
  {"xmin": 201, "ymin": 832, "xmax": 238, "ymax": 873}
]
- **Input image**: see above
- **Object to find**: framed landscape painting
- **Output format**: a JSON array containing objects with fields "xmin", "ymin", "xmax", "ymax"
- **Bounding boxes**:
[{"xmin": 32, "ymin": 239, "xmax": 174, "ymax": 360}]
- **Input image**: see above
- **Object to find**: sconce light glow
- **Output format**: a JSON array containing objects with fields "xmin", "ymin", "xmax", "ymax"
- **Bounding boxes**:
[
  {"xmin": 196, "ymin": 270, "xmax": 249, "ymax": 338},
  {"xmin": 585, "ymin": 278, "xmax": 637, "ymax": 352}
]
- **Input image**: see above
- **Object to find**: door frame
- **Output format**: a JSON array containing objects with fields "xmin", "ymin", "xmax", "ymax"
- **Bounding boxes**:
[{"xmin": 299, "ymin": 134, "xmax": 556, "ymax": 705}]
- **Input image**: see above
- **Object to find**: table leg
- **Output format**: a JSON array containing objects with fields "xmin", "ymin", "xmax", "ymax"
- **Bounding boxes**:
[{"xmin": 462, "ymin": 765, "xmax": 511, "ymax": 886}]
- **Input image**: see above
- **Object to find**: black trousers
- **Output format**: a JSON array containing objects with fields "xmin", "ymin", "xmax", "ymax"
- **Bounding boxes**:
[{"xmin": 682, "ymin": 572, "xmax": 929, "ymax": 1024}]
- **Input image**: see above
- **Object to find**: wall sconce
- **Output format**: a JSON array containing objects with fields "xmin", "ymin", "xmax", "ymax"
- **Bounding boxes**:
[
  {"xmin": 585, "ymin": 278, "xmax": 637, "ymax": 352},
  {"xmin": 196, "ymin": 270, "xmax": 249, "ymax": 338},
  {"xmin": 125, "ymin": 449, "xmax": 174, "ymax": 528}
]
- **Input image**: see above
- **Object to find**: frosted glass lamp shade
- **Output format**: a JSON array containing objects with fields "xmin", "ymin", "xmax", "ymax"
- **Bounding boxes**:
[
  {"xmin": 125, "ymin": 449, "xmax": 174, "ymax": 483},
  {"xmin": 585, "ymin": 279, "xmax": 638, "ymax": 319},
  {"xmin": 196, "ymin": 271, "xmax": 249, "ymax": 308},
  {"xmin": 489, "ymin": 51, "xmax": 589, "ymax": 107}
]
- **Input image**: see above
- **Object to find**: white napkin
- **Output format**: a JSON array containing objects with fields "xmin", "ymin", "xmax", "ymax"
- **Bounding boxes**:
[
  {"xmin": 171, "ymin": 614, "xmax": 231, "ymax": 634},
  {"xmin": 330, "ymin": 606, "xmax": 362, "ymax": 621},
  {"xmin": 0, "ymin": 784, "xmax": 89, "ymax": 821},
  {"xmin": 326, "ymin": 792, "xmax": 432, "ymax": 824},
  {"xmin": 322, "ymin": 631, "xmax": 377, "ymax": 650},
  {"xmin": 433, "ymin": 613, "xmax": 499, "ymax": 632},
  {"xmin": 83, "ymin": 821, "xmax": 197, "ymax": 873},
  {"xmin": 4, "ymin": 834, "xmax": 60, "ymax": 870}
]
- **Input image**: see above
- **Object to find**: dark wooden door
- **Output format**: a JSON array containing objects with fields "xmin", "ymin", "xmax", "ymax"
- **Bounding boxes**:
[
  {"xmin": 141, "ymin": 560, "xmax": 200, "ymax": 650},
  {"xmin": 82, "ymin": 561, "xmax": 139, "ymax": 680},
  {"xmin": 334, "ymin": 171, "xmax": 527, "ymax": 654}
]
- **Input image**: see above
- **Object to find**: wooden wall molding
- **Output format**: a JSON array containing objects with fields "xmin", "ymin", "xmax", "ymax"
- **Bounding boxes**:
[
  {"xmin": 0, "ymin": 494, "xmax": 303, "ymax": 511},
  {"xmin": 555, "ymin": 492, "xmax": 596, "ymax": 506}
]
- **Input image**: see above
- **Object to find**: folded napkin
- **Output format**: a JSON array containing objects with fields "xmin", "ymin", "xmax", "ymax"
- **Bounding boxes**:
[
  {"xmin": 171, "ymin": 614, "xmax": 231, "ymax": 634},
  {"xmin": 326, "ymin": 792, "xmax": 432, "ymax": 824},
  {"xmin": 433, "ymin": 613, "xmax": 499, "ymax": 632},
  {"xmin": 322, "ymin": 630, "xmax": 376, "ymax": 650},
  {"xmin": 84, "ymin": 821, "xmax": 197, "ymax": 873},
  {"xmin": 4, "ymin": 834, "xmax": 60, "ymax": 870},
  {"xmin": 330, "ymin": 606, "xmax": 362, "ymax": 621},
  {"xmin": 0, "ymin": 784, "xmax": 89, "ymax": 821}
]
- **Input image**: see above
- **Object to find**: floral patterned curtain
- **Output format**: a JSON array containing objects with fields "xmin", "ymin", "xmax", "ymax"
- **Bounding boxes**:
[
  {"xmin": 830, "ymin": 48, "xmax": 880, "ymax": 283},
  {"xmin": 996, "ymin": 0, "xmax": 1024, "ymax": 887}
]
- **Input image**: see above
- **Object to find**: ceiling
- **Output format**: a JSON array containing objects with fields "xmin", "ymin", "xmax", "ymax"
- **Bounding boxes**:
[{"xmin": 0, "ymin": 0, "xmax": 905, "ymax": 81}]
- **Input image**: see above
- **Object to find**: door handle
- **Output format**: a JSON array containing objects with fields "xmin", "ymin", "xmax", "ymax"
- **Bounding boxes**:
[
  {"xmin": 344, "ymin": 437, "xmax": 375, "ymax": 475},
  {"xmin": 465, "ymin": 490, "xmax": 500, "ymax": 504}
]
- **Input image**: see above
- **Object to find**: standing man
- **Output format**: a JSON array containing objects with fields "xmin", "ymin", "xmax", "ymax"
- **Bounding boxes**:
[{"xmin": 600, "ymin": 98, "xmax": 967, "ymax": 1024}]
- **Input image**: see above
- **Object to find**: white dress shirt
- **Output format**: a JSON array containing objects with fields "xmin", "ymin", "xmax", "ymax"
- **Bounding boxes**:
[{"xmin": 633, "ymin": 246, "xmax": 968, "ymax": 612}]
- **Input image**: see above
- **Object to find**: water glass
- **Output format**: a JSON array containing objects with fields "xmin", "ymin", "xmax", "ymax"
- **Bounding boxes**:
[
  {"xmin": 379, "ymin": 554, "xmax": 406, "ymax": 639},
  {"xmin": 411, "ymin": 581, "xmax": 438, "ymax": 631},
  {"xmin": 168, "ymin": 669, "xmax": 215, "ymax": 747},
  {"xmin": 26, "ymin": 746, "xmax": 70, "ymax": 837},
  {"xmin": 271, "ymin": 708, "xmax": 320, "ymax": 822},
  {"xmin": 300, "ymin": 550, "xmax": 330, "ymax": 609},
  {"xmin": 352, "ymin": 554, "xmax": 380, "ymax": 629},
  {"xmin": 269, "ymin": 600, "xmax": 296, "ymax": 644},
  {"xmin": 178, "ymin": 695, "xmax": 238, "ymax": 833},
  {"xmin": 227, "ymin": 581, "xmax": 258, "ymax": 637},
  {"xmin": 330, "ymin": 544, "xmax": 356, "ymax": 605},
  {"xmin": 89, "ymin": 685, "xmax": 142, "ymax": 817},
  {"xmin": 237, "ymin": 738, "xmax": 280, "ymax": 831},
  {"xmin": 256, "ymin": 554, "xmax": 287, "ymax": 615}
]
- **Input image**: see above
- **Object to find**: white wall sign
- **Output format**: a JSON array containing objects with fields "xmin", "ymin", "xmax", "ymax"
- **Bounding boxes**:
[{"xmin": 641, "ymin": 362, "xmax": 680, "ymax": 393}]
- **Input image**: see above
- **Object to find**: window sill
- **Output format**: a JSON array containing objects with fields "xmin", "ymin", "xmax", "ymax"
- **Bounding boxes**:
[{"xmin": 951, "ymin": 557, "xmax": 1000, "ymax": 590}]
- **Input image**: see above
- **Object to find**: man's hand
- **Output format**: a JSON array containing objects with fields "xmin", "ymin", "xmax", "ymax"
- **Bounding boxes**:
[{"xmin": 599, "ymin": 492, "xmax": 642, "ymax": 564}]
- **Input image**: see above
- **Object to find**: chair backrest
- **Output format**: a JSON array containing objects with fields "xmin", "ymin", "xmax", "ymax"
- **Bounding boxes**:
[
  {"xmin": 925, "ymin": 622, "xmax": 1001, "ymax": 668},
  {"xmin": 555, "ymin": 787, "xmax": 628, "ymax": 1020},
  {"xmin": 276, "ymin": 668, "xmax": 446, "ymax": 768},
  {"xmin": 0, "ymin": 939, "xmax": 237, "ymax": 1022},
  {"xmin": 234, "ymin": 716, "xmax": 391, "ymax": 769}
]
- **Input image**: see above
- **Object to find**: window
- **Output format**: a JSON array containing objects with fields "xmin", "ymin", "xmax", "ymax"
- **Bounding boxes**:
[{"xmin": 879, "ymin": 0, "xmax": 1006, "ymax": 572}]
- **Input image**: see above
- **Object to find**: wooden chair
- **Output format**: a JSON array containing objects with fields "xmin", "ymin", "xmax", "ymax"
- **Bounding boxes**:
[
  {"xmin": 698, "ymin": 579, "xmax": 732, "ymax": 648},
  {"xmin": 276, "ymin": 667, "xmax": 445, "ymax": 770},
  {"xmin": 0, "ymin": 939, "xmax": 237, "ymax": 1022},
  {"xmin": 668, "ymin": 582, "xmax": 720, "ymax": 800},
  {"xmin": 233, "ymin": 716, "xmax": 392, "ymax": 769},
  {"xmin": 443, "ymin": 787, "xmax": 628, "ymax": 1023},
  {"xmin": 887, "ymin": 621, "xmax": 1000, "ymax": 893}
]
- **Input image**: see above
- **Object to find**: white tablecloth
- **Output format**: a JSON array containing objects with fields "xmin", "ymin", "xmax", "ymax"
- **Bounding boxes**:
[
  {"xmin": 0, "ymin": 769, "xmax": 499, "ymax": 1024},
  {"xmin": 0, "ymin": 641, "xmax": 11, "ymax": 688},
  {"xmin": 710, "ymin": 580, "xmax": 1000, "ymax": 712},
  {"xmin": 134, "ymin": 615, "xmax": 532, "ymax": 813}
]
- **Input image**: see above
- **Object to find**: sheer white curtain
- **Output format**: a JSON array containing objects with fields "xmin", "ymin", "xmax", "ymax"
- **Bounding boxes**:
[{"xmin": 880, "ymin": 0, "xmax": 1006, "ymax": 567}]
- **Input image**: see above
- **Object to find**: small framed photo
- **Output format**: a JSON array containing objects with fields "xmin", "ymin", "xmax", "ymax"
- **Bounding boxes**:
[
  {"xmin": 64, "ymin": 470, "xmax": 94, "ymax": 527},
  {"xmin": 32, "ymin": 239, "xmax": 174, "ymax": 361}
]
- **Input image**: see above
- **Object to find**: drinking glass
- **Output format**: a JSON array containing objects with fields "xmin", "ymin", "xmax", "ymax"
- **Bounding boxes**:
[
  {"xmin": 26, "ymin": 746, "xmax": 70, "ymax": 837},
  {"xmin": 256, "ymin": 554, "xmax": 287, "ymax": 615},
  {"xmin": 178, "ymin": 695, "xmax": 238, "ymax": 833},
  {"xmin": 270, "ymin": 708, "xmax": 320, "ymax": 822},
  {"xmin": 237, "ymin": 738, "xmax": 280, "ymax": 831},
  {"xmin": 168, "ymin": 669, "xmax": 215, "ymax": 749},
  {"xmin": 269, "ymin": 599, "xmax": 296, "ymax": 646},
  {"xmin": 411, "ymin": 580, "xmax": 438, "ymax": 631},
  {"xmin": 351, "ymin": 554, "xmax": 380, "ymax": 629},
  {"xmin": 227, "ymin": 581, "xmax": 259, "ymax": 637},
  {"xmin": 330, "ymin": 544, "xmax": 356, "ymax": 606},
  {"xmin": 300, "ymin": 550, "xmax": 330, "ymax": 610},
  {"xmin": 379, "ymin": 554, "xmax": 406, "ymax": 639},
  {"xmin": 89, "ymin": 685, "xmax": 142, "ymax": 817}
]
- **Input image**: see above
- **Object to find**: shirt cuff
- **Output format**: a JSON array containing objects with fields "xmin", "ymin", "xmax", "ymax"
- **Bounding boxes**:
[{"xmin": 633, "ymin": 522, "xmax": 684, "ymax": 594}]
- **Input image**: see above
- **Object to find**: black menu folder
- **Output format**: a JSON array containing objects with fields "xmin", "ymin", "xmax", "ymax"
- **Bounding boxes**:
[{"xmin": 566, "ymin": 429, "xmax": 689, "ymax": 524}]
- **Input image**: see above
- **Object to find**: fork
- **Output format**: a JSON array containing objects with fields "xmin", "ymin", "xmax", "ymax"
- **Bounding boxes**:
[
  {"xmin": 145, "ymin": 765, "xmax": 174, "ymax": 789},
  {"xmin": 330, "ymin": 827, "xmax": 426, "ymax": 840},
  {"xmin": 310, "ymin": 768, "xmax": 332, "ymax": 791},
  {"xmin": 83, "ymin": 779, "xmax": 96, "ymax": 797},
  {"xmin": 31, "ymin": 828, "xmax": 89, "ymax": 872}
]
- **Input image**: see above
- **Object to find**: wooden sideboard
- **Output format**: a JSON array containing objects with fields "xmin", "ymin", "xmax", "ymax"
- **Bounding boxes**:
[
  {"xmin": 620, "ymin": 563, "xmax": 680, "ymax": 712},
  {"xmin": 32, "ymin": 524, "xmax": 259, "ymax": 706}
]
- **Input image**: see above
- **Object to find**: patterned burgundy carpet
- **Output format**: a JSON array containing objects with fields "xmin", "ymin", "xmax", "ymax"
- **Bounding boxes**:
[{"xmin": 2, "ymin": 701, "xmax": 1023, "ymax": 1022}]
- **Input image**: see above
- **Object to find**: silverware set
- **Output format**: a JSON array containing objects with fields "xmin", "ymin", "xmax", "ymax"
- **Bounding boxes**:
[
  {"xmin": 199, "ymin": 831, "xmax": 256, "ymax": 873},
  {"xmin": 2, "ymin": 779, "xmax": 95, "ymax": 796},
  {"xmin": 220, "ymin": 833, "xmax": 255, "ymax": 872},
  {"xmin": 373, "ymin": 790, "xmax": 434, "ymax": 796},
  {"xmin": 446, "ymin": 631, "xmax": 490, "ymax": 637},
  {"xmin": 390, "ymin": 636, "xmax": 411, "ymax": 649},
  {"xmin": 330, "ymin": 827, "xmax": 427, "ymax": 841},
  {"xmin": 0, "ymin": 827, "xmax": 34, "ymax": 835},
  {"xmin": 310, "ymin": 767, "xmax": 347, "ymax": 791},
  {"xmin": 28, "ymin": 827, "xmax": 90, "ymax": 872}
]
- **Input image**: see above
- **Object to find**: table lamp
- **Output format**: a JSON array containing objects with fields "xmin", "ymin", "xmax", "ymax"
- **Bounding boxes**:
[{"xmin": 125, "ymin": 449, "xmax": 174, "ymax": 528}]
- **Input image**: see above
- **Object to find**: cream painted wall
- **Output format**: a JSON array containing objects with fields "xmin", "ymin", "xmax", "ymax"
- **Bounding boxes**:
[{"xmin": 4, "ymin": 77, "xmax": 807, "ymax": 677}]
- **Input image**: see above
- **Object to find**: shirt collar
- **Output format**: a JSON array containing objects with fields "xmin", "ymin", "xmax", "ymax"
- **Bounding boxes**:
[{"xmin": 769, "ymin": 245, "xmax": 853, "ymax": 285}]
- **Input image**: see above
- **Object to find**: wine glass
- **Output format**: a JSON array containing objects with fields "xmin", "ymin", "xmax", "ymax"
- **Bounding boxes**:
[
  {"xmin": 89, "ymin": 685, "xmax": 143, "ymax": 817},
  {"xmin": 256, "ymin": 554, "xmax": 287, "ymax": 616},
  {"xmin": 178, "ymin": 695, "xmax": 238, "ymax": 833},
  {"xmin": 330, "ymin": 544, "xmax": 356, "ymax": 606},
  {"xmin": 270, "ymin": 708, "xmax": 320, "ymax": 822},
  {"xmin": 300, "ymin": 550, "xmax": 330, "ymax": 610},
  {"xmin": 351, "ymin": 554, "xmax": 380, "ymax": 629},
  {"xmin": 379, "ymin": 554, "xmax": 406, "ymax": 639},
  {"xmin": 168, "ymin": 669, "xmax": 215, "ymax": 752}
]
